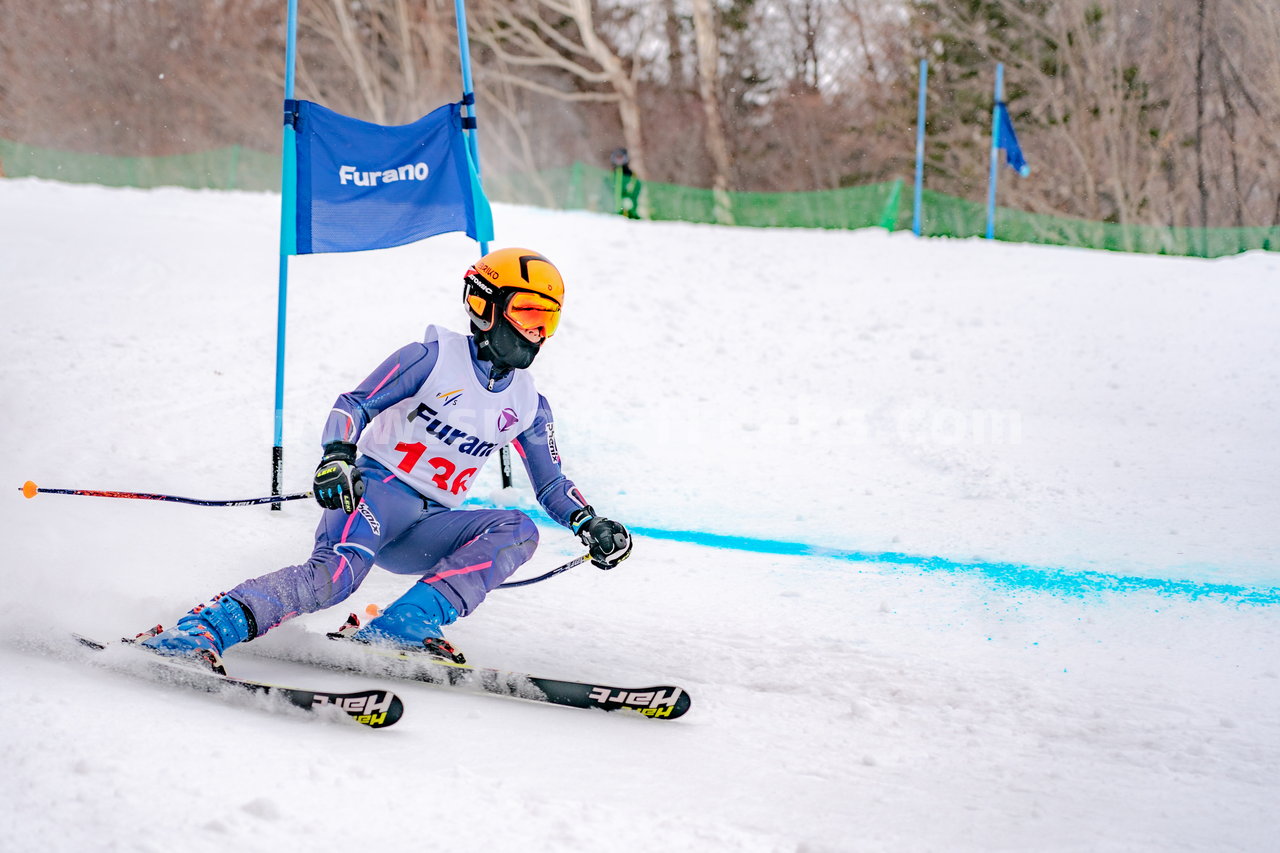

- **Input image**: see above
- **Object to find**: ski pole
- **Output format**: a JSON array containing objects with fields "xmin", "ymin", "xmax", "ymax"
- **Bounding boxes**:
[
  {"xmin": 19, "ymin": 480, "xmax": 312, "ymax": 508},
  {"xmin": 498, "ymin": 554, "xmax": 589, "ymax": 589},
  {"xmin": 22, "ymin": 477, "xmax": 589, "ymax": 584}
]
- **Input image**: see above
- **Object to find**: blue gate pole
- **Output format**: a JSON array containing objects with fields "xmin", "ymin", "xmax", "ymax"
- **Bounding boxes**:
[
  {"xmin": 271, "ymin": 0, "xmax": 299, "ymax": 509},
  {"xmin": 451, "ymin": 0, "xmax": 512, "ymax": 489},
  {"xmin": 454, "ymin": 0, "xmax": 488, "ymax": 258},
  {"xmin": 984, "ymin": 63, "xmax": 1005, "ymax": 240},
  {"xmin": 912, "ymin": 59, "xmax": 929, "ymax": 237}
]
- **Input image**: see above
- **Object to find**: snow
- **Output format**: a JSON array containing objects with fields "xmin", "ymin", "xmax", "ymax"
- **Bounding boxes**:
[{"xmin": 2, "ymin": 178, "xmax": 1278, "ymax": 851}]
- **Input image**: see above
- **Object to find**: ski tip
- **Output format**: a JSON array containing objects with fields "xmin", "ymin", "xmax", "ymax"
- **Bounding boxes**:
[
  {"xmin": 71, "ymin": 633, "xmax": 107, "ymax": 651},
  {"xmin": 634, "ymin": 690, "xmax": 691, "ymax": 720},
  {"xmin": 21, "ymin": 480, "xmax": 39, "ymax": 499},
  {"xmin": 368, "ymin": 693, "xmax": 405, "ymax": 729},
  {"xmin": 323, "ymin": 690, "xmax": 405, "ymax": 729}
]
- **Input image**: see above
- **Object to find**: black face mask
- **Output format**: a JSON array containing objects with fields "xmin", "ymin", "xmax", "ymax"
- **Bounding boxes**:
[{"xmin": 475, "ymin": 319, "xmax": 541, "ymax": 372}]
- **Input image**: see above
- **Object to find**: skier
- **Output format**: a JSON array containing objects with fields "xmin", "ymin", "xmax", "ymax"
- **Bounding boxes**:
[{"xmin": 138, "ymin": 247, "xmax": 632, "ymax": 669}]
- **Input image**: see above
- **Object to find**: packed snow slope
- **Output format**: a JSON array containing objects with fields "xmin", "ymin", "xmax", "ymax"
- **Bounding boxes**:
[{"xmin": 2, "ymin": 179, "xmax": 1278, "ymax": 852}]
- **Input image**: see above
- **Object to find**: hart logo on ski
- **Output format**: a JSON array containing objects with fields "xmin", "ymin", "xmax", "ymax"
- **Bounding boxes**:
[
  {"xmin": 587, "ymin": 685, "xmax": 685, "ymax": 714},
  {"xmin": 313, "ymin": 689, "xmax": 396, "ymax": 727},
  {"xmin": 313, "ymin": 690, "xmax": 397, "ymax": 717},
  {"xmin": 248, "ymin": 634, "xmax": 694, "ymax": 720},
  {"xmin": 70, "ymin": 634, "xmax": 406, "ymax": 729}
]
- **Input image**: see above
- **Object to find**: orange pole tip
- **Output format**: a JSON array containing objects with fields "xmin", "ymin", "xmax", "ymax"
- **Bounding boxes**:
[{"xmin": 21, "ymin": 481, "xmax": 39, "ymax": 499}]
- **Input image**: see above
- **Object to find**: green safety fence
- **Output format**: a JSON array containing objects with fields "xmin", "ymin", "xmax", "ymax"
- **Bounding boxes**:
[
  {"xmin": 485, "ymin": 162, "xmax": 1279, "ymax": 258},
  {"xmin": 905, "ymin": 188, "xmax": 1280, "ymax": 258},
  {"xmin": 485, "ymin": 162, "xmax": 903, "ymax": 230},
  {"xmin": 0, "ymin": 138, "xmax": 279, "ymax": 191},
  {"xmin": 4, "ymin": 138, "xmax": 1276, "ymax": 258}
]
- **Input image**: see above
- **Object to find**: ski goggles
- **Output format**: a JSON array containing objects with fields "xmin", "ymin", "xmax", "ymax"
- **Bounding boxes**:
[
  {"xmin": 466, "ymin": 280, "xmax": 562, "ymax": 342},
  {"xmin": 502, "ymin": 290, "xmax": 562, "ymax": 342}
]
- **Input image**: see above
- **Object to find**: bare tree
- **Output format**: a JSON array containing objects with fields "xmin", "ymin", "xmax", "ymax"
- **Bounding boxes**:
[
  {"xmin": 0, "ymin": 0, "xmax": 282, "ymax": 154},
  {"xmin": 295, "ymin": 0, "xmax": 460, "ymax": 124},
  {"xmin": 1195, "ymin": 0, "xmax": 1210, "ymax": 229},
  {"xmin": 690, "ymin": 0, "xmax": 734, "ymax": 222},
  {"xmin": 1211, "ymin": 0, "xmax": 1280, "ymax": 226},
  {"xmin": 469, "ymin": 0, "xmax": 652, "ymax": 179},
  {"xmin": 4, "ymin": 0, "xmax": 1279, "ymax": 232},
  {"xmin": 907, "ymin": 0, "xmax": 1280, "ymax": 231}
]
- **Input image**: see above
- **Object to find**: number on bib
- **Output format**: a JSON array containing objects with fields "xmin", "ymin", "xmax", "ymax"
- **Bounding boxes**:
[
  {"xmin": 394, "ymin": 442, "xmax": 427, "ymax": 473},
  {"xmin": 393, "ymin": 443, "xmax": 477, "ymax": 495}
]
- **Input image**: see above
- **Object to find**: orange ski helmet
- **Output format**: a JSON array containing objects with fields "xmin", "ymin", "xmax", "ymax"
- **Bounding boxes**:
[{"xmin": 463, "ymin": 248, "xmax": 565, "ymax": 370}]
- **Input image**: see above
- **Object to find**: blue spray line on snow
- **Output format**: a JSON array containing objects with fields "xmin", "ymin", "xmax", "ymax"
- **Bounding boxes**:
[
  {"xmin": 630, "ymin": 526, "xmax": 1280, "ymax": 606},
  {"xmin": 471, "ymin": 500, "xmax": 1280, "ymax": 607}
]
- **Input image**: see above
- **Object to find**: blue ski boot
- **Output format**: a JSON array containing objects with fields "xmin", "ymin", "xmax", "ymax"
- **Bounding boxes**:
[
  {"xmin": 138, "ymin": 594, "xmax": 255, "ymax": 673},
  {"xmin": 336, "ymin": 582, "xmax": 466, "ymax": 664}
]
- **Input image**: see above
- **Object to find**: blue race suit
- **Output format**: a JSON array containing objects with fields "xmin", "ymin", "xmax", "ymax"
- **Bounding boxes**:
[{"xmin": 228, "ymin": 328, "xmax": 591, "ymax": 637}]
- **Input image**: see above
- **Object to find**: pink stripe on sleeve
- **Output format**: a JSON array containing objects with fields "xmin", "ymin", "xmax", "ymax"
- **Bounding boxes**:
[{"xmin": 368, "ymin": 362, "xmax": 402, "ymax": 396}]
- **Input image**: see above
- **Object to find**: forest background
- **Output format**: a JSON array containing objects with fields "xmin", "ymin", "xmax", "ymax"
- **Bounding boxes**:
[{"xmin": 2, "ymin": 0, "xmax": 1278, "ymax": 230}]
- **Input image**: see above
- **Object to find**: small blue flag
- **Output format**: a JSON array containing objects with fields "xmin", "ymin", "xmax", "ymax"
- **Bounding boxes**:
[
  {"xmin": 994, "ymin": 102, "xmax": 1030, "ymax": 177},
  {"xmin": 288, "ymin": 99, "xmax": 494, "ymax": 255}
]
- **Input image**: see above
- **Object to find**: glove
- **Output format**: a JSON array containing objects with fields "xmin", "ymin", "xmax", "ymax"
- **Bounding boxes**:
[
  {"xmin": 313, "ymin": 441, "xmax": 364, "ymax": 513},
  {"xmin": 571, "ymin": 507, "xmax": 632, "ymax": 569}
]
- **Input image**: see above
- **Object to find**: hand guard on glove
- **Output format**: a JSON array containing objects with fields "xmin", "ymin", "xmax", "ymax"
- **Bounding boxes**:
[
  {"xmin": 571, "ymin": 507, "xmax": 632, "ymax": 569},
  {"xmin": 313, "ymin": 441, "xmax": 364, "ymax": 514}
]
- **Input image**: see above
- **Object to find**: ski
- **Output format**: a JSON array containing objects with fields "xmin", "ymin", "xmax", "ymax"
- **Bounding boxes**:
[
  {"xmin": 247, "ymin": 634, "xmax": 692, "ymax": 720},
  {"xmin": 72, "ymin": 634, "xmax": 405, "ymax": 729}
]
